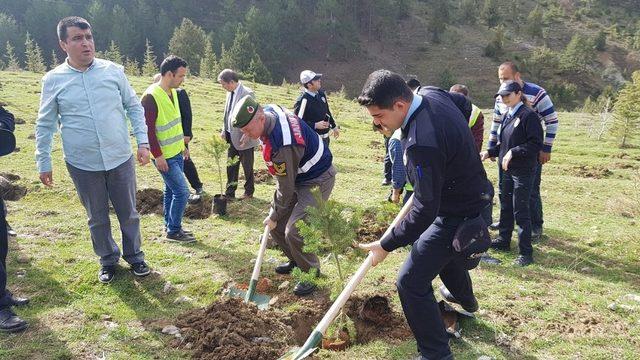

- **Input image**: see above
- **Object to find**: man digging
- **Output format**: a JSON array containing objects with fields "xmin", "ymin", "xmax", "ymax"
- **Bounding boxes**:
[{"xmin": 231, "ymin": 95, "xmax": 336, "ymax": 296}]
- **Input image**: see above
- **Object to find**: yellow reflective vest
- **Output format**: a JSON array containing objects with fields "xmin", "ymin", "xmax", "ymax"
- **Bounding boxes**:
[
  {"xmin": 469, "ymin": 104, "xmax": 481, "ymax": 128},
  {"xmin": 144, "ymin": 84, "xmax": 185, "ymax": 159}
]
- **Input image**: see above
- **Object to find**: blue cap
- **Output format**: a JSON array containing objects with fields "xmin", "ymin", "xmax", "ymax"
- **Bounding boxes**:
[{"xmin": 495, "ymin": 80, "xmax": 522, "ymax": 98}]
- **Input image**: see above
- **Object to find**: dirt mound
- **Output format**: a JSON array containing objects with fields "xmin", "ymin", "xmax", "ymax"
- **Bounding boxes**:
[
  {"xmin": 345, "ymin": 295, "xmax": 411, "ymax": 344},
  {"xmin": 137, "ymin": 188, "xmax": 215, "ymax": 219},
  {"xmin": 248, "ymin": 169, "xmax": 273, "ymax": 184},
  {"xmin": 184, "ymin": 194, "xmax": 213, "ymax": 219},
  {"xmin": 0, "ymin": 172, "xmax": 20, "ymax": 181},
  {"xmin": 571, "ymin": 165, "xmax": 613, "ymax": 179},
  {"xmin": 136, "ymin": 188, "xmax": 163, "ymax": 215},
  {"xmin": 369, "ymin": 140, "xmax": 383, "ymax": 149},
  {"xmin": 357, "ymin": 210, "xmax": 387, "ymax": 243},
  {"xmin": 175, "ymin": 298, "xmax": 293, "ymax": 359},
  {"xmin": 0, "ymin": 175, "xmax": 27, "ymax": 201}
]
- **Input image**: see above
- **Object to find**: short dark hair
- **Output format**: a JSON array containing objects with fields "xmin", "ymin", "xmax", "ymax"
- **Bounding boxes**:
[
  {"xmin": 450, "ymin": 84, "xmax": 469, "ymax": 96},
  {"xmin": 57, "ymin": 16, "xmax": 91, "ymax": 41},
  {"xmin": 217, "ymin": 69, "xmax": 239, "ymax": 83},
  {"xmin": 500, "ymin": 61, "xmax": 519, "ymax": 74},
  {"xmin": 406, "ymin": 78, "xmax": 421, "ymax": 90},
  {"xmin": 160, "ymin": 55, "xmax": 187, "ymax": 75},
  {"xmin": 358, "ymin": 70, "xmax": 413, "ymax": 109}
]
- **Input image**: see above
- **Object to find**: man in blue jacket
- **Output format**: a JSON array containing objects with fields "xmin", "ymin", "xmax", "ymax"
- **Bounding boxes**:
[
  {"xmin": 358, "ymin": 70, "xmax": 489, "ymax": 360},
  {"xmin": 0, "ymin": 105, "xmax": 28, "ymax": 333}
]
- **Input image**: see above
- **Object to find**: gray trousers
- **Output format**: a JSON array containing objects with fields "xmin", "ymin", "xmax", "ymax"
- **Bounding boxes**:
[
  {"xmin": 66, "ymin": 156, "xmax": 144, "ymax": 266},
  {"xmin": 271, "ymin": 165, "xmax": 337, "ymax": 272},
  {"xmin": 225, "ymin": 132, "xmax": 255, "ymax": 197}
]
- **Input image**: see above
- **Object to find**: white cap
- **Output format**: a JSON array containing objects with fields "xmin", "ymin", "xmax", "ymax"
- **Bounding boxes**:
[{"xmin": 300, "ymin": 70, "xmax": 322, "ymax": 84}]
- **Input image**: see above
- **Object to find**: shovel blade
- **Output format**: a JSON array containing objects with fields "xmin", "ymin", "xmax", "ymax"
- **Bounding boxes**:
[
  {"xmin": 228, "ymin": 287, "xmax": 271, "ymax": 310},
  {"xmin": 277, "ymin": 346, "xmax": 317, "ymax": 360}
]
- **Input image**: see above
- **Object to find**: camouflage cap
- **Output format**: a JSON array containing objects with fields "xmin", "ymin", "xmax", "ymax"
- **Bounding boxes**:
[{"xmin": 232, "ymin": 95, "xmax": 260, "ymax": 128}]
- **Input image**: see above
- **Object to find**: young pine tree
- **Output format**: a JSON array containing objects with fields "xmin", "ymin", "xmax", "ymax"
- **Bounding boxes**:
[
  {"xmin": 612, "ymin": 71, "xmax": 640, "ymax": 147},
  {"xmin": 142, "ymin": 38, "xmax": 157, "ymax": 77},
  {"xmin": 5, "ymin": 42, "xmax": 20, "ymax": 71},
  {"xmin": 104, "ymin": 40, "xmax": 123, "ymax": 65},
  {"xmin": 50, "ymin": 50, "xmax": 60, "ymax": 70},
  {"xmin": 24, "ymin": 32, "xmax": 46, "ymax": 73}
]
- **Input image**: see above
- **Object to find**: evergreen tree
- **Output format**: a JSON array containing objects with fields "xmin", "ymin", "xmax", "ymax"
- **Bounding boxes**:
[
  {"xmin": 199, "ymin": 37, "xmax": 219, "ymax": 79},
  {"xmin": 24, "ymin": 32, "xmax": 46, "ymax": 73},
  {"xmin": 562, "ymin": 33, "xmax": 596, "ymax": 72},
  {"xmin": 124, "ymin": 57, "xmax": 141, "ymax": 77},
  {"xmin": 50, "ymin": 49, "xmax": 59, "ymax": 70},
  {"xmin": 612, "ymin": 71, "xmax": 640, "ymax": 147},
  {"xmin": 593, "ymin": 30, "xmax": 607, "ymax": 51},
  {"xmin": 459, "ymin": 0, "xmax": 477, "ymax": 25},
  {"xmin": 168, "ymin": 18, "xmax": 208, "ymax": 75},
  {"xmin": 219, "ymin": 24, "xmax": 255, "ymax": 73},
  {"xmin": 104, "ymin": 40, "xmax": 123, "ymax": 64},
  {"xmin": 247, "ymin": 53, "xmax": 271, "ymax": 84},
  {"xmin": 427, "ymin": 2, "xmax": 449, "ymax": 43},
  {"xmin": 4, "ymin": 41, "xmax": 20, "ymax": 71},
  {"xmin": 86, "ymin": 0, "xmax": 111, "ymax": 52},
  {"xmin": 481, "ymin": 0, "xmax": 501, "ymax": 28},
  {"xmin": 483, "ymin": 26, "xmax": 505, "ymax": 59},
  {"xmin": 0, "ymin": 13, "xmax": 21, "ymax": 58},
  {"xmin": 142, "ymin": 38, "xmax": 157, "ymax": 77},
  {"xmin": 522, "ymin": 46, "xmax": 559, "ymax": 82},
  {"xmin": 111, "ymin": 5, "xmax": 139, "ymax": 58},
  {"xmin": 526, "ymin": 6, "xmax": 544, "ymax": 38}
]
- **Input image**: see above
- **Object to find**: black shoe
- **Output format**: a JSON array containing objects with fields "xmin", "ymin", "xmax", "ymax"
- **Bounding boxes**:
[
  {"xmin": 6, "ymin": 224, "xmax": 17, "ymax": 237},
  {"xmin": 532, "ymin": 227, "xmax": 543, "ymax": 238},
  {"xmin": 166, "ymin": 230, "xmax": 196, "ymax": 243},
  {"xmin": 490, "ymin": 238, "xmax": 510, "ymax": 251},
  {"xmin": 98, "ymin": 266, "xmax": 116, "ymax": 284},
  {"xmin": 514, "ymin": 255, "xmax": 534, "ymax": 267},
  {"xmin": 5, "ymin": 291, "xmax": 29, "ymax": 307},
  {"xmin": 293, "ymin": 281, "xmax": 317, "ymax": 296},
  {"xmin": 439, "ymin": 285, "xmax": 479, "ymax": 313},
  {"xmin": 488, "ymin": 222, "xmax": 500, "ymax": 231},
  {"xmin": 381, "ymin": 179, "xmax": 391, "ymax": 186},
  {"xmin": 0, "ymin": 308, "xmax": 28, "ymax": 333},
  {"xmin": 164, "ymin": 226, "xmax": 193, "ymax": 236},
  {"xmin": 131, "ymin": 261, "xmax": 151, "ymax": 277},
  {"xmin": 275, "ymin": 261, "xmax": 297, "ymax": 275}
]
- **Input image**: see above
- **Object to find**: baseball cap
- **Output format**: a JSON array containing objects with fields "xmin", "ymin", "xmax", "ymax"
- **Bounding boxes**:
[{"xmin": 300, "ymin": 70, "xmax": 322, "ymax": 85}]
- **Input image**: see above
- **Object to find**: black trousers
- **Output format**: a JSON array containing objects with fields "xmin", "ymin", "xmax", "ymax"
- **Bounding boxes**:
[
  {"xmin": 183, "ymin": 157, "xmax": 203, "ymax": 191},
  {"xmin": 0, "ymin": 197, "xmax": 11, "ymax": 310},
  {"xmin": 498, "ymin": 167, "xmax": 535, "ymax": 256},
  {"xmin": 397, "ymin": 216, "xmax": 475, "ymax": 359},
  {"xmin": 225, "ymin": 133, "xmax": 255, "ymax": 197},
  {"xmin": 383, "ymin": 136, "xmax": 392, "ymax": 181}
]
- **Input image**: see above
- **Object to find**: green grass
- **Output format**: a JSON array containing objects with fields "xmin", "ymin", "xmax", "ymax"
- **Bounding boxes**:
[{"xmin": 1, "ymin": 70, "xmax": 639, "ymax": 359}]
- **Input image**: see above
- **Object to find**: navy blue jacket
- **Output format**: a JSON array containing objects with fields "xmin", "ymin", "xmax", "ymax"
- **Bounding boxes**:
[
  {"xmin": 381, "ymin": 89, "xmax": 489, "ymax": 252},
  {"xmin": 293, "ymin": 90, "xmax": 336, "ymax": 136},
  {"xmin": 487, "ymin": 104, "xmax": 543, "ymax": 169},
  {"xmin": 0, "ymin": 106, "xmax": 16, "ymax": 156}
]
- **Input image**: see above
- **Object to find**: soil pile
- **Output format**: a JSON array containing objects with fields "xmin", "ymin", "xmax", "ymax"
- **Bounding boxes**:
[
  {"xmin": 136, "ymin": 188, "xmax": 163, "ymax": 215},
  {"xmin": 346, "ymin": 295, "xmax": 412, "ymax": 344},
  {"xmin": 137, "ymin": 188, "xmax": 213, "ymax": 219},
  {"xmin": 571, "ymin": 165, "xmax": 613, "ymax": 179},
  {"xmin": 176, "ymin": 298, "xmax": 293, "ymax": 359},
  {"xmin": 184, "ymin": 194, "xmax": 213, "ymax": 219},
  {"xmin": 357, "ymin": 211, "xmax": 387, "ymax": 243},
  {"xmin": 0, "ymin": 174, "xmax": 27, "ymax": 201}
]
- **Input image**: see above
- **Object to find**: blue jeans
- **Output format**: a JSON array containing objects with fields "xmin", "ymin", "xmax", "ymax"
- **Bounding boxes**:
[
  {"xmin": 156, "ymin": 154, "xmax": 189, "ymax": 234},
  {"xmin": 530, "ymin": 162, "xmax": 543, "ymax": 231},
  {"xmin": 498, "ymin": 167, "xmax": 535, "ymax": 256}
]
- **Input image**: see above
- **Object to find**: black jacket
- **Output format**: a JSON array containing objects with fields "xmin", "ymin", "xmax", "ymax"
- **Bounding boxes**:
[
  {"xmin": 487, "ymin": 104, "xmax": 543, "ymax": 169},
  {"xmin": 0, "ymin": 106, "xmax": 16, "ymax": 156},
  {"xmin": 177, "ymin": 88, "xmax": 193, "ymax": 138},
  {"xmin": 293, "ymin": 90, "xmax": 336, "ymax": 136},
  {"xmin": 380, "ymin": 89, "xmax": 489, "ymax": 252}
]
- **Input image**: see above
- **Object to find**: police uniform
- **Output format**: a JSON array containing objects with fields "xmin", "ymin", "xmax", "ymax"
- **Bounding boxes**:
[
  {"xmin": 293, "ymin": 89, "xmax": 337, "ymax": 146},
  {"xmin": 380, "ymin": 89, "xmax": 489, "ymax": 359}
]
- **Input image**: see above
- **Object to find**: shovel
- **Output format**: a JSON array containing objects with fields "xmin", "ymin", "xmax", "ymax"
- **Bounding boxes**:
[
  {"xmin": 279, "ymin": 195, "xmax": 415, "ymax": 360},
  {"xmin": 228, "ymin": 225, "xmax": 271, "ymax": 309}
]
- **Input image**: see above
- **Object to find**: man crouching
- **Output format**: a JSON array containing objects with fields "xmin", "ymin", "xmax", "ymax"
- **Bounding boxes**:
[{"xmin": 232, "ymin": 95, "xmax": 336, "ymax": 296}]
